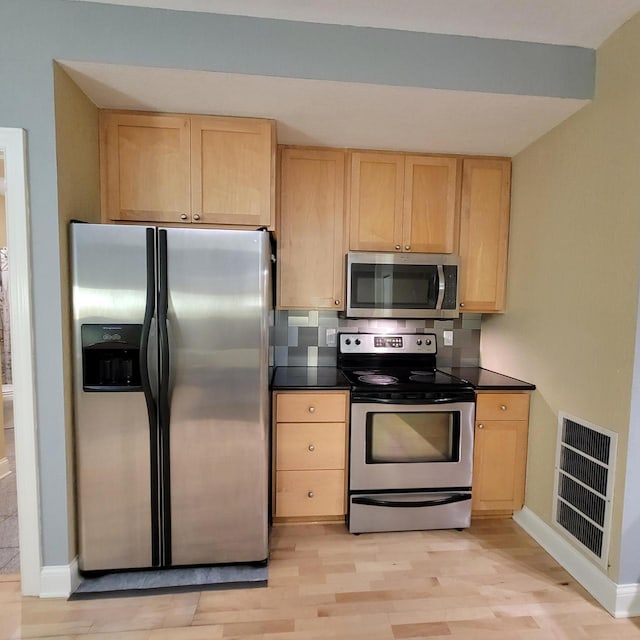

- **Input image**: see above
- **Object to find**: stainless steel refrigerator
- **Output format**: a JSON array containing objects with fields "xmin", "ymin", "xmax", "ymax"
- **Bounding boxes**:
[{"xmin": 70, "ymin": 223, "xmax": 271, "ymax": 572}]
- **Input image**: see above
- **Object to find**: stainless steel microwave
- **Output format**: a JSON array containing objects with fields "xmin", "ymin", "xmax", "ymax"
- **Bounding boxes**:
[{"xmin": 346, "ymin": 252, "xmax": 460, "ymax": 319}]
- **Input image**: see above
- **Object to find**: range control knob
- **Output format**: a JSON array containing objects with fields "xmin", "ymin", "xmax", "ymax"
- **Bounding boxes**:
[
  {"xmin": 345, "ymin": 338, "xmax": 352, "ymax": 346},
  {"xmin": 426, "ymin": 339, "xmax": 432, "ymax": 346},
  {"xmin": 355, "ymin": 338, "xmax": 361, "ymax": 346},
  {"xmin": 416, "ymin": 339, "xmax": 422, "ymax": 346}
]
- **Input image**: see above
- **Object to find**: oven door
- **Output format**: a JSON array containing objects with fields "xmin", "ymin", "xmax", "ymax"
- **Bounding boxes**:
[{"xmin": 349, "ymin": 400, "xmax": 474, "ymax": 492}]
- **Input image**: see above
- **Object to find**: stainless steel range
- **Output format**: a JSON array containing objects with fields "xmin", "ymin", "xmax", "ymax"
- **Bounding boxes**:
[{"xmin": 338, "ymin": 333, "xmax": 475, "ymax": 534}]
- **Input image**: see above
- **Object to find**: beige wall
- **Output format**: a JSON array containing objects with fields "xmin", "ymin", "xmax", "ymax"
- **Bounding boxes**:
[
  {"xmin": 480, "ymin": 14, "xmax": 640, "ymax": 581},
  {"xmin": 53, "ymin": 63, "xmax": 101, "ymax": 557}
]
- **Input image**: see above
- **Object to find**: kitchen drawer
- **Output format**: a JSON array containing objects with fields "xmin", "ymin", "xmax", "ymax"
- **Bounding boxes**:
[
  {"xmin": 476, "ymin": 392, "xmax": 530, "ymax": 421},
  {"xmin": 276, "ymin": 392, "xmax": 347, "ymax": 423},
  {"xmin": 276, "ymin": 422, "xmax": 346, "ymax": 471},
  {"xmin": 275, "ymin": 470, "xmax": 345, "ymax": 517}
]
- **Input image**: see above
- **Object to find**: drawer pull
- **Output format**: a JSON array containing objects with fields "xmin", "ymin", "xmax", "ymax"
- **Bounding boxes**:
[
  {"xmin": 308, "ymin": 444, "xmax": 315, "ymax": 452},
  {"xmin": 308, "ymin": 406, "xmax": 316, "ymax": 413},
  {"xmin": 478, "ymin": 423, "xmax": 484, "ymax": 429},
  {"xmin": 307, "ymin": 491, "xmax": 314, "ymax": 498},
  {"xmin": 500, "ymin": 404, "xmax": 507, "ymax": 411}
]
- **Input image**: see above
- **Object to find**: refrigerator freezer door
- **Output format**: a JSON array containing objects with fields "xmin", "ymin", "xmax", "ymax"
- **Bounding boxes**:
[
  {"xmin": 71, "ymin": 223, "xmax": 156, "ymax": 571},
  {"xmin": 164, "ymin": 228, "xmax": 270, "ymax": 565}
]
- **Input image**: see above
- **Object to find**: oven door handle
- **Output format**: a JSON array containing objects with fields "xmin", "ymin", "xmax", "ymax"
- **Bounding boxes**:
[
  {"xmin": 352, "ymin": 396, "xmax": 471, "ymax": 404},
  {"xmin": 352, "ymin": 493, "xmax": 471, "ymax": 508}
]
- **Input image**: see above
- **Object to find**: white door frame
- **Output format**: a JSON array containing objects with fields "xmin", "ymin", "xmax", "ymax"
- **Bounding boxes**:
[{"xmin": 0, "ymin": 128, "xmax": 42, "ymax": 595}]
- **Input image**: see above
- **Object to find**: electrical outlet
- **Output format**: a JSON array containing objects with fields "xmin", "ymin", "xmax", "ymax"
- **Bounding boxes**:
[
  {"xmin": 326, "ymin": 328, "xmax": 337, "ymax": 347},
  {"xmin": 443, "ymin": 330, "xmax": 454, "ymax": 346}
]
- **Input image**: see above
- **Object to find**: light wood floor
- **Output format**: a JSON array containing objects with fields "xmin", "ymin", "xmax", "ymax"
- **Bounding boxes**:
[{"xmin": 1, "ymin": 519, "xmax": 639, "ymax": 639}]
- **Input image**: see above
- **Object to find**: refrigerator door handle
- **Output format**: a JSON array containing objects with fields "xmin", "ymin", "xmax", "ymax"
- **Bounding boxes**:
[
  {"xmin": 157, "ymin": 228, "xmax": 172, "ymax": 565},
  {"xmin": 140, "ymin": 227, "xmax": 161, "ymax": 567}
]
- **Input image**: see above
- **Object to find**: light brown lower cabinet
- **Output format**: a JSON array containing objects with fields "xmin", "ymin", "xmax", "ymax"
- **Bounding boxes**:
[
  {"xmin": 273, "ymin": 391, "xmax": 349, "ymax": 521},
  {"xmin": 472, "ymin": 392, "xmax": 530, "ymax": 516}
]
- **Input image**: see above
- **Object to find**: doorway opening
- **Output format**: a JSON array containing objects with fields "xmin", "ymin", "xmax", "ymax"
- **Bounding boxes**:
[
  {"xmin": 0, "ymin": 148, "xmax": 18, "ymax": 574},
  {"xmin": 0, "ymin": 128, "xmax": 41, "ymax": 595}
]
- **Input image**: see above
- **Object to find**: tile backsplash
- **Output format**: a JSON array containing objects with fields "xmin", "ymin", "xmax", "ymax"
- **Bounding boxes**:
[{"xmin": 270, "ymin": 311, "xmax": 481, "ymax": 367}]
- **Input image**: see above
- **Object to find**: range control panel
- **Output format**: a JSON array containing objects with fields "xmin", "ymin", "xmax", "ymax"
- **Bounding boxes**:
[{"xmin": 339, "ymin": 332, "xmax": 437, "ymax": 355}]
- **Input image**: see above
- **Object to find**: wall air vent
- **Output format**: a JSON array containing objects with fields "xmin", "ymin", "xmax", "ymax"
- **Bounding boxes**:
[{"xmin": 552, "ymin": 412, "xmax": 617, "ymax": 567}]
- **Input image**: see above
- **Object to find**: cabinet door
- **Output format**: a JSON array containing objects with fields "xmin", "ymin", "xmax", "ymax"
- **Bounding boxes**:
[
  {"xmin": 276, "ymin": 422, "xmax": 346, "ymax": 471},
  {"xmin": 100, "ymin": 113, "xmax": 191, "ymax": 224},
  {"xmin": 403, "ymin": 156, "xmax": 459, "ymax": 253},
  {"xmin": 278, "ymin": 148, "xmax": 346, "ymax": 309},
  {"xmin": 276, "ymin": 470, "xmax": 345, "ymax": 517},
  {"xmin": 459, "ymin": 158, "xmax": 511, "ymax": 312},
  {"xmin": 349, "ymin": 152, "xmax": 404, "ymax": 251},
  {"xmin": 472, "ymin": 420, "xmax": 528, "ymax": 513},
  {"xmin": 191, "ymin": 116, "xmax": 275, "ymax": 227},
  {"xmin": 276, "ymin": 392, "xmax": 347, "ymax": 423}
]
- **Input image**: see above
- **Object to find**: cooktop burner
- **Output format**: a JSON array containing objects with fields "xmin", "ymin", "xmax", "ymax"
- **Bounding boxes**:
[
  {"xmin": 342, "ymin": 367, "xmax": 468, "ymax": 390},
  {"xmin": 337, "ymin": 332, "xmax": 473, "ymax": 394},
  {"xmin": 357, "ymin": 374, "xmax": 399, "ymax": 385}
]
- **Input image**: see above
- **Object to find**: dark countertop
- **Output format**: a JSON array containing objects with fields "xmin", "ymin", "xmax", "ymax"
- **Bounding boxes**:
[
  {"xmin": 271, "ymin": 366, "xmax": 534, "ymax": 392},
  {"xmin": 439, "ymin": 367, "xmax": 536, "ymax": 391},
  {"xmin": 271, "ymin": 366, "xmax": 350, "ymax": 390}
]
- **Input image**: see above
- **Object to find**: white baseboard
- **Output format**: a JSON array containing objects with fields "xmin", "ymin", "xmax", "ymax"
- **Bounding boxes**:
[
  {"xmin": 39, "ymin": 556, "xmax": 80, "ymax": 598},
  {"xmin": 514, "ymin": 507, "xmax": 640, "ymax": 618},
  {"xmin": 0, "ymin": 456, "xmax": 10, "ymax": 480}
]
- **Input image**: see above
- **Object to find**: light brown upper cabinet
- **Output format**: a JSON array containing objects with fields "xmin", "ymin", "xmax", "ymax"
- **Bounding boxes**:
[
  {"xmin": 100, "ymin": 111, "xmax": 275, "ymax": 228},
  {"xmin": 349, "ymin": 151, "xmax": 459, "ymax": 253},
  {"xmin": 458, "ymin": 158, "xmax": 511, "ymax": 313},
  {"xmin": 278, "ymin": 148, "xmax": 346, "ymax": 310},
  {"xmin": 100, "ymin": 113, "xmax": 191, "ymax": 224},
  {"xmin": 191, "ymin": 116, "xmax": 275, "ymax": 227}
]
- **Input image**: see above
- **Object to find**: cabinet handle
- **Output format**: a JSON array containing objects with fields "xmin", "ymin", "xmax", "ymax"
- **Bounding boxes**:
[
  {"xmin": 404, "ymin": 245, "xmax": 411, "ymax": 251},
  {"xmin": 478, "ymin": 423, "xmax": 485, "ymax": 429},
  {"xmin": 193, "ymin": 214, "xmax": 201, "ymax": 221},
  {"xmin": 459, "ymin": 302, "xmax": 465, "ymax": 308},
  {"xmin": 307, "ymin": 491, "xmax": 314, "ymax": 498},
  {"xmin": 500, "ymin": 405, "xmax": 507, "ymax": 411},
  {"xmin": 308, "ymin": 406, "xmax": 315, "ymax": 413},
  {"xmin": 180, "ymin": 213, "xmax": 188, "ymax": 220},
  {"xmin": 308, "ymin": 444, "xmax": 315, "ymax": 452},
  {"xmin": 334, "ymin": 299, "xmax": 340, "ymax": 305},
  {"xmin": 395, "ymin": 245, "xmax": 401, "ymax": 251}
]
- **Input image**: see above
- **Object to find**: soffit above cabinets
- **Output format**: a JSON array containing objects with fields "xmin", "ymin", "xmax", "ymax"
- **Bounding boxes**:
[{"xmin": 61, "ymin": 61, "xmax": 588, "ymax": 157}]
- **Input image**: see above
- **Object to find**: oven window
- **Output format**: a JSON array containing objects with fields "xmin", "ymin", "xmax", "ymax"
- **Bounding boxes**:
[
  {"xmin": 366, "ymin": 411, "xmax": 460, "ymax": 463},
  {"xmin": 350, "ymin": 264, "xmax": 440, "ymax": 309}
]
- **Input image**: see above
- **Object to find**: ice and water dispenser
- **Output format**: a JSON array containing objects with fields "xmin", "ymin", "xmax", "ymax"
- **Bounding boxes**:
[{"xmin": 81, "ymin": 324, "xmax": 143, "ymax": 391}]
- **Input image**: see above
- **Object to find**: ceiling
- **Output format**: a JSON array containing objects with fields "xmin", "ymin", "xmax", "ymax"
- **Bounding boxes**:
[
  {"xmin": 71, "ymin": 0, "xmax": 640, "ymax": 47},
  {"xmin": 62, "ymin": 1, "xmax": 640, "ymax": 156}
]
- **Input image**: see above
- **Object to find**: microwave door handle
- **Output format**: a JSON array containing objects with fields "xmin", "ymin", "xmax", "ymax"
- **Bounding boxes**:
[{"xmin": 435, "ymin": 264, "xmax": 445, "ymax": 310}]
